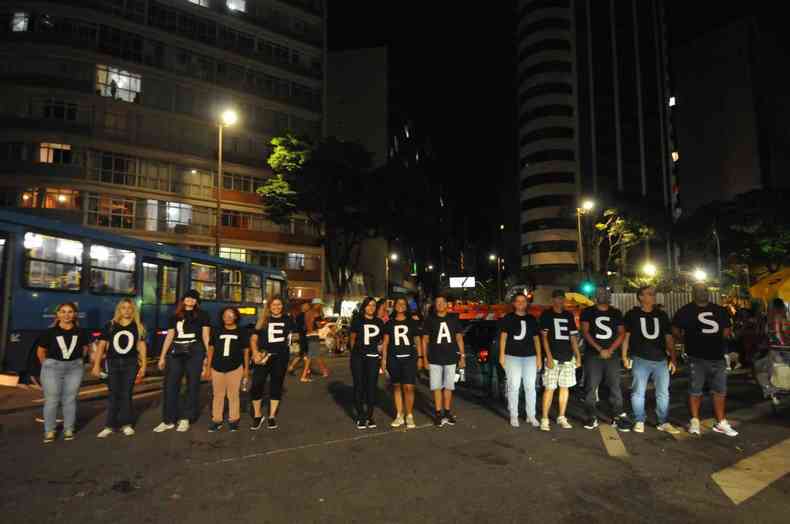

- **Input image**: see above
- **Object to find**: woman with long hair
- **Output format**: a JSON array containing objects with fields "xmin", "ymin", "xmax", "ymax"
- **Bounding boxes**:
[
  {"xmin": 350, "ymin": 297, "xmax": 385, "ymax": 429},
  {"xmin": 301, "ymin": 301, "xmax": 328, "ymax": 382},
  {"xmin": 206, "ymin": 307, "xmax": 250, "ymax": 432},
  {"xmin": 36, "ymin": 302, "xmax": 92, "ymax": 443},
  {"xmin": 381, "ymin": 297, "xmax": 421, "ymax": 429},
  {"xmin": 92, "ymin": 298, "xmax": 147, "ymax": 438},
  {"xmin": 249, "ymin": 296, "xmax": 297, "ymax": 430},
  {"xmin": 154, "ymin": 290, "xmax": 211, "ymax": 433}
]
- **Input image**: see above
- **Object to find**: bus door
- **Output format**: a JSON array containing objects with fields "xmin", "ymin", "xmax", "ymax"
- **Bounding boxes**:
[
  {"xmin": 141, "ymin": 260, "xmax": 179, "ymax": 357},
  {"xmin": 0, "ymin": 234, "xmax": 8, "ymax": 367}
]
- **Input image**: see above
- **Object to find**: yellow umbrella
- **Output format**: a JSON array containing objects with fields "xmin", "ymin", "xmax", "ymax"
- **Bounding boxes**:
[
  {"xmin": 565, "ymin": 292, "xmax": 594, "ymax": 307},
  {"xmin": 749, "ymin": 268, "xmax": 790, "ymax": 301}
]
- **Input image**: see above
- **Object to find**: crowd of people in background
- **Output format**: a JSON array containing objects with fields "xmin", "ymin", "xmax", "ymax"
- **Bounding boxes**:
[{"xmin": 33, "ymin": 282, "xmax": 789, "ymax": 444}]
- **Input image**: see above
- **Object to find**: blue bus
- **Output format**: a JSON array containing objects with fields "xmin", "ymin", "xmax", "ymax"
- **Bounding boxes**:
[{"xmin": 0, "ymin": 208, "xmax": 287, "ymax": 374}]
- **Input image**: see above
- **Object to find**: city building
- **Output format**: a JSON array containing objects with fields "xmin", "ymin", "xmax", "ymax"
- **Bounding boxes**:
[
  {"xmin": 0, "ymin": 0, "xmax": 326, "ymax": 300},
  {"xmin": 516, "ymin": 0, "xmax": 675, "ymax": 285}
]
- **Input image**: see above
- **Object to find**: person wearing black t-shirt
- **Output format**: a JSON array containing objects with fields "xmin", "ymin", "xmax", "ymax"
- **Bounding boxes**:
[
  {"xmin": 580, "ymin": 287, "xmax": 633, "ymax": 432},
  {"xmin": 672, "ymin": 284, "xmax": 737, "ymax": 437},
  {"xmin": 250, "ymin": 297, "xmax": 297, "ymax": 430},
  {"xmin": 36, "ymin": 302, "xmax": 93, "ymax": 444},
  {"xmin": 350, "ymin": 297, "xmax": 385, "ymax": 429},
  {"xmin": 623, "ymin": 286, "xmax": 679, "ymax": 435},
  {"xmin": 421, "ymin": 295, "xmax": 466, "ymax": 428},
  {"xmin": 381, "ymin": 297, "xmax": 422, "ymax": 429},
  {"xmin": 154, "ymin": 290, "xmax": 211, "ymax": 433},
  {"xmin": 206, "ymin": 307, "xmax": 250, "ymax": 432},
  {"xmin": 539, "ymin": 290, "xmax": 581, "ymax": 431},
  {"xmin": 498, "ymin": 293, "xmax": 542, "ymax": 428},
  {"xmin": 287, "ymin": 302, "xmax": 311, "ymax": 376},
  {"xmin": 92, "ymin": 298, "xmax": 148, "ymax": 438}
]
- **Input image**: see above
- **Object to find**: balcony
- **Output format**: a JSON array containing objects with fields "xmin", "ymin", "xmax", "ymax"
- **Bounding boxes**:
[{"xmin": 284, "ymin": 268, "xmax": 321, "ymax": 282}]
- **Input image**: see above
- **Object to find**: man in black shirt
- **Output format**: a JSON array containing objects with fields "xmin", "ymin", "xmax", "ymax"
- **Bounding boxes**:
[
  {"xmin": 672, "ymin": 284, "xmax": 737, "ymax": 437},
  {"xmin": 580, "ymin": 287, "xmax": 633, "ymax": 432},
  {"xmin": 623, "ymin": 286, "xmax": 679, "ymax": 434}
]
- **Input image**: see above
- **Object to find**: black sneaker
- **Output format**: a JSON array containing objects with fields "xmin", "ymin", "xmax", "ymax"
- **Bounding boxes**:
[
  {"xmin": 267, "ymin": 418, "xmax": 278, "ymax": 430},
  {"xmin": 356, "ymin": 418, "xmax": 367, "ymax": 430},
  {"xmin": 208, "ymin": 422, "xmax": 223, "ymax": 433},
  {"xmin": 434, "ymin": 413, "xmax": 443, "ymax": 427},
  {"xmin": 228, "ymin": 421, "xmax": 240, "ymax": 432},
  {"xmin": 613, "ymin": 414, "xmax": 633, "ymax": 433},
  {"xmin": 584, "ymin": 418, "xmax": 599, "ymax": 430},
  {"xmin": 366, "ymin": 418, "xmax": 377, "ymax": 429},
  {"xmin": 250, "ymin": 417, "xmax": 265, "ymax": 431},
  {"xmin": 444, "ymin": 412, "xmax": 456, "ymax": 426}
]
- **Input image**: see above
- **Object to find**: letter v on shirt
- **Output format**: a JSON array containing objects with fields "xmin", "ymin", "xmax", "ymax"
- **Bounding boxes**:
[{"xmin": 56, "ymin": 335, "xmax": 79, "ymax": 359}]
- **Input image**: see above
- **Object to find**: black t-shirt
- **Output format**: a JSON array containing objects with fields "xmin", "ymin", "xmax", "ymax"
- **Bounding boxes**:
[
  {"xmin": 580, "ymin": 306, "xmax": 624, "ymax": 353},
  {"xmin": 38, "ymin": 325, "xmax": 92, "ymax": 362},
  {"xmin": 351, "ymin": 316, "xmax": 384, "ymax": 356},
  {"xmin": 539, "ymin": 309, "xmax": 578, "ymax": 362},
  {"xmin": 210, "ymin": 326, "xmax": 249, "ymax": 372},
  {"xmin": 295, "ymin": 312, "xmax": 307, "ymax": 335},
  {"xmin": 99, "ymin": 321, "xmax": 142, "ymax": 360},
  {"xmin": 167, "ymin": 310, "xmax": 210, "ymax": 352},
  {"xmin": 672, "ymin": 303, "xmax": 731, "ymax": 360},
  {"xmin": 384, "ymin": 317, "xmax": 420, "ymax": 357},
  {"xmin": 624, "ymin": 307, "xmax": 671, "ymax": 361},
  {"xmin": 424, "ymin": 314, "xmax": 463, "ymax": 365},
  {"xmin": 498, "ymin": 312, "xmax": 539, "ymax": 357},
  {"xmin": 256, "ymin": 315, "xmax": 297, "ymax": 357}
]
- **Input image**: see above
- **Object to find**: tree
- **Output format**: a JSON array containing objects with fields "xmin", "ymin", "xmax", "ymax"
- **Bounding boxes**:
[
  {"xmin": 258, "ymin": 134, "xmax": 380, "ymax": 312},
  {"xmin": 592, "ymin": 209, "xmax": 655, "ymax": 274}
]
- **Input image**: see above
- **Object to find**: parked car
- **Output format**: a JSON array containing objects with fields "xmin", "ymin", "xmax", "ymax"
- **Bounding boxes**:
[{"xmin": 458, "ymin": 320, "xmax": 505, "ymax": 397}]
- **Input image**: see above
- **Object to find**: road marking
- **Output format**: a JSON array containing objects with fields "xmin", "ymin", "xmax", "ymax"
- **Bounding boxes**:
[
  {"xmin": 199, "ymin": 423, "xmax": 435, "ymax": 466},
  {"xmin": 711, "ymin": 437, "xmax": 790, "ymax": 505},
  {"xmin": 599, "ymin": 423, "xmax": 629, "ymax": 459}
]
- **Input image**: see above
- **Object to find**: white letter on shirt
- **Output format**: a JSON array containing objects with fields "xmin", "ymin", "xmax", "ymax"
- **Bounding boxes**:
[
  {"xmin": 698, "ymin": 312, "xmax": 719, "ymax": 334},
  {"xmin": 553, "ymin": 319, "xmax": 569, "ymax": 340},
  {"xmin": 514, "ymin": 320, "xmax": 527, "ymax": 341},
  {"xmin": 363, "ymin": 324, "xmax": 381, "ymax": 346},
  {"xmin": 268, "ymin": 323, "xmax": 285, "ymax": 343},
  {"xmin": 436, "ymin": 322, "xmax": 451, "ymax": 344},
  {"xmin": 594, "ymin": 317, "xmax": 613, "ymax": 340},
  {"xmin": 113, "ymin": 331, "xmax": 134, "ymax": 355},
  {"xmin": 394, "ymin": 325, "xmax": 409, "ymax": 346},
  {"xmin": 640, "ymin": 317, "xmax": 660, "ymax": 340},
  {"xmin": 176, "ymin": 320, "xmax": 195, "ymax": 340},
  {"xmin": 219, "ymin": 334, "xmax": 238, "ymax": 357},
  {"xmin": 56, "ymin": 336, "xmax": 78, "ymax": 359}
]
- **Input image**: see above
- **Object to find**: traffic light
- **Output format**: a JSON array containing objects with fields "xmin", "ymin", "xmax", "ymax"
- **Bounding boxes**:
[{"xmin": 580, "ymin": 281, "xmax": 595, "ymax": 296}]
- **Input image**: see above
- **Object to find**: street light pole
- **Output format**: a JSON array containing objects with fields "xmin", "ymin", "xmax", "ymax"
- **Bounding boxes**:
[
  {"xmin": 497, "ymin": 255, "xmax": 502, "ymax": 303},
  {"xmin": 712, "ymin": 227, "xmax": 722, "ymax": 284},
  {"xmin": 576, "ymin": 209, "xmax": 584, "ymax": 273},
  {"xmin": 215, "ymin": 122, "xmax": 223, "ymax": 257}
]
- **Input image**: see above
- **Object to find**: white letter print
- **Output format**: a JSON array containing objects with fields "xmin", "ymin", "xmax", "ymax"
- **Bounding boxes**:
[
  {"xmin": 514, "ymin": 320, "xmax": 527, "ymax": 341},
  {"xmin": 594, "ymin": 317, "xmax": 613, "ymax": 340},
  {"xmin": 219, "ymin": 334, "xmax": 238, "ymax": 357},
  {"xmin": 56, "ymin": 336, "xmax": 78, "ymax": 359},
  {"xmin": 176, "ymin": 320, "xmax": 196, "ymax": 340},
  {"xmin": 268, "ymin": 322, "xmax": 285, "ymax": 343},
  {"xmin": 394, "ymin": 325, "xmax": 409, "ymax": 346},
  {"xmin": 436, "ymin": 322, "xmax": 452, "ymax": 344},
  {"xmin": 112, "ymin": 330, "xmax": 134, "ymax": 355},
  {"xmin": 698, "ymin": 312, "xmax": 719, "ymax": 334},
  {"xmin": 640, "ymin": 317, "xmax": 660, "ymax": 340},
  {"xmin": 363, "ymin": 324, "xmax": 381, "ymax": 346},
  {"xmin": 553, "ymin": 319, "xmax": 569, "ymax": 340}
]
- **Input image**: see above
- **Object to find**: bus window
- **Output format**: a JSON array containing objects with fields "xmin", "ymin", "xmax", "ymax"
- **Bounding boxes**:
[
  {"xmin": 191, "ymin": 262, "xmax": 217, "ymax": 300},
  {"xmin": 162, "ymin": 265, "xmax": 178, "ymax": 305},
  {"xmin": 266, "ymin": 278, "xmax": 282, "ymax": 299},
  {"xmin": 24, "ymin": 232, "xmax": 83, "ymax": 290},
  {"xmin": 221, "ymin": 268, "xmax": 242, "ymax": 303},
  {"xmin": 90, "ymin": 244, "xmax": 136, "ymax": 294},
  {"xmin": 143, "ymin": 262, "xmax": 178, "ymax": 305},
  {"xmin": 244, "ymin": 273, "xmax": 263, "ymax": 304}
]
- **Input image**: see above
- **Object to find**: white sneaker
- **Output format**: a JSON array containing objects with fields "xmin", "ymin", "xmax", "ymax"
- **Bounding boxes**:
[
  {"xmin": 689, "ymin": 418, "xmax": 701, "ymax": 435},
  {"xmin": 405, "ymin": 414, "xmax": 416, "ymax": 429},
  {"xmin": 657, "ymin": 422, "xmax": 681, "ymax": 435},
  {"xmin": 176, "ymin": 419, "xmax": 190, "ymax": 432},
  {"xmin": 97, "ymin": 427, "xmax": 114, "ymax": 439},
  {"xmin": 121, "ymin": 425, "xmax": 135, "ymax": 436},
  {"xmin": 557, "ymin": 416, "xmax": 573, "ymax": 429},
  {"xmin": 510, "ymin": 416, "xmax": 520, "ymax": 428},
  {"xmin": 391, "ymin": 415, "xmax": 405, "ymax": 428},
  {"xmin": 540, "ymin": 418, "xmax": 550, "ymax": 431},
  {"xmin": 153, "ymin": 422, "xmax": 175, "ymax": 433},
  {"xmin": 527, "ymin": 416, "xmax": 540, "ymax": 428},
  {"xmin": 713, "ymin": 419, "xmax": 739, "ymax": 437},
  {"xmin": 634, "ymin": 421, "xmax": 645, "ymax": 433}
]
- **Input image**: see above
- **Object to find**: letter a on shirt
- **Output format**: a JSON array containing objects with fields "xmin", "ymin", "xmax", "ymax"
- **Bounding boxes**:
[
  {"xmin": 594, "ymin": 317, "xmax": 613, "ymax": 340},
  {"xmin": 698, "ymin": 312, "xmax": 719, "ymax": 334},
  {"xmin": 436, "ymin": 321, "xmax": 451, "ymax": 344},
  {"xmin": 56, "ymin": 335, "xmax": 78, "ymax": 359},
  {"xmin": 640, "ymin": 317, "xmax": 660, "ymax": 339},
  {"xmin": 268, "ymin": 323, "xmax": 285, "ymax": 343},
  {"xmin": 363, "ymin": 324, "xmax": 380, "ymax": 346},
  {"xmin": 219, "ymin": 334, "xmax": 238, "ymax": 357},
  {"xmin": 113, "ymin": 331, "xmax": 134, "ymax": 355},
  {"xmin": 394, "ymin": 325, "xmax": 409, "ymax": 346},
  {"xmin": 514, "ymin": 320, "xmax": 527, "ymax": 341}
]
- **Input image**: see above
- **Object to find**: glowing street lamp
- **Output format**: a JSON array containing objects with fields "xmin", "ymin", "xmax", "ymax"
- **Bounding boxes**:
[
  {"xmin": 692, "ymin": 268, "xmax": 708, "ymax": 283},
  {"xmin": 385, "ymin": 252, "xmax": 399, "ymax": 296},
  {"xmin": 216, "ymin": 108, "xmax": 239, "ymax": 256},
  {"xmin": 642, "ymin": 262, "xmax": 658, "ymax": 278},
  {"xmin": 576, "ymin": 199, "xmax": 596, "ymax": 271}
]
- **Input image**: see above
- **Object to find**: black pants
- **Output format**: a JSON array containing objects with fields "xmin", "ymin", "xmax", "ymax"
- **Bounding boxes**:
[
  {"xmin": 351, "ymin": 351, "xmax": 380, "ymax": 419},
  {"xmin": 163, "ymin": 350, "xmax": 205, "ymax": 424},
  {"xmin": 250, "ymin": 351, "xmax": 288, "ymax": 402},
  {"xmin": 584, "ymin": 355, "xmax": 624, "ymax": 419},
  {"xmin": 106, "ymin": 358, "xmax": 138, "ymax": 429}
]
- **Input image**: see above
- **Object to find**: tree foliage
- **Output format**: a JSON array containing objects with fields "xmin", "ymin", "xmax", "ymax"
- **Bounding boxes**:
[{"xmin": 593, "ymin": 209, "xmax": 655, "ymax": 273}]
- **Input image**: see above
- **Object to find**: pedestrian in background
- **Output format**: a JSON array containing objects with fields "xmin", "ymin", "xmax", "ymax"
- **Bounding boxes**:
[
  {"xmin": 350, "ymin": 297, "xmax": 384, "ymax": 429},
  {"xmin": 37, "ymin": 302, "xmax": 92, "ymax": 443},
  {"xmin": 301, "ymin": 300, "xmax": 329, "ymax": 382},
  {"xmin": 154, "ymin": 290, "xmax": 211, "ymax": 433},
  {"xmin": 381, "ymin": 297, "xmax": 421, "ymax": 429},
  {"xmin": 287, "ymin": 302, "xmax": 310, "ymax": 376},
  {"xmin": 206, "ymin": 307, "xmax": 249, "ymax": 432},
  {"xmin": 92, "ymin": 298, "xmax": 147, "ymax": 438}
]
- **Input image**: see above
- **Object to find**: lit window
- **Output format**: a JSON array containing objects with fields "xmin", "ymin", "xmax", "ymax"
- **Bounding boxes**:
[
  {"xmin": 39, "ymin": 143, "xmax": 73, "ymax": 164},
  {"xmin": 219, "ymin": 247, "xmax": 248, "ymax": 263},
  {"xmin": 189, "ymin": 0, "xmax": 210, "ymax": 6},
  {"xmin": 191, "ymin": 263, "xmax": 217, "ymax": 300},
  {"xmin": 227, "ymin": 0, "xmax": 246, "ymax": 12},
  {"xmin": 672, "ymin": 151, "xmax": 679, "ymax": 162},
  {"xmin": 24, "ymin": 233, "xmax": 83, "ymax": 290},
  {"xmin": 286, "ymin": 253, "xmax": 306, "ymax": 270},
  {"xmin": 43, "ymin": 188, "xmax": 80, "ymax": 209},
  {"xmin": 96, "ymin": 65, "xmax": 142, "ymax": 103},
  {"xmin": 221, "ymin": 268, "xmax": 243, "ymax": 302},
  {"xmin": 244, "ymin": 273, "xmax": 263, "ymax": 303},
  {"xmin": 90, "ymin": 244, "xmax": 136, "ymax": 294},
  {"xmin": 11, "ymin": 12, "xmax": 29, "ymax": 32},
  {"xmin": 669, "ymin": 96, "xmax": 676, "ymax": 107}
]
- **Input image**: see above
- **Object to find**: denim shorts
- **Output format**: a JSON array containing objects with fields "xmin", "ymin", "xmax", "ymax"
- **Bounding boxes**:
[
  {"xmin": 688, "ymin": 357, "xmax": 727, "ymax": 396},
  {"xmin": 429, "ymin": 364, "xmax": 456, "ymax": 391}
]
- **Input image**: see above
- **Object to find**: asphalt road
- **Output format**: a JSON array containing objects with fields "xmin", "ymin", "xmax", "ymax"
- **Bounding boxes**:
[{"xmin": 1, "ymin": 355, "xmax": 789, "ymax": 524}]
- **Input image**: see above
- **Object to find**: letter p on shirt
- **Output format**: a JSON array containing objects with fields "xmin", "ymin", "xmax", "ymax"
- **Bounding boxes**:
[{"xmin": 363, "ymin": 323, "xmax": 380, "ymax": 346}]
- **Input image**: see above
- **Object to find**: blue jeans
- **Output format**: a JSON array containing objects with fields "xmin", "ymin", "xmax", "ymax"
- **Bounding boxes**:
[
  {"xmin": 504, "ymin": 355, "xmax": 537, "ymax": 419},
  {"xmin": 40, "ymin": 358, "xmax": 84, "ymax": 433},
  {"xmin": 630, "ymin": 357, "xmax": 670, "ymax": 424}
]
